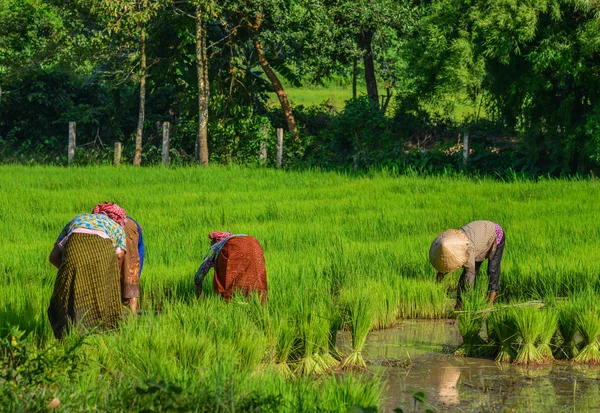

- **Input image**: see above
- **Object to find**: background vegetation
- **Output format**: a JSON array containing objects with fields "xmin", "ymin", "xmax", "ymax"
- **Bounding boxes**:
[{"xmin": 3, "ymin": 0, "xmax": 600, "ymax": 175}]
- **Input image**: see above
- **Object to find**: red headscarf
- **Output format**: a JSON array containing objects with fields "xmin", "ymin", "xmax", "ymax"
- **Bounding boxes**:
[
  {"xmin": 93, "ymin": 201, "xmax": 127, "ymax": 227},
  {"xmin": 209, "ymin": 231, "xmax": 233, "ymax": 243}
]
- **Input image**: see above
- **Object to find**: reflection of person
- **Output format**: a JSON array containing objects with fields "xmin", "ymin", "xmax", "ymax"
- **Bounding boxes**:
[
  {"xmin": 429, "ymin": 220, "xmax": 505, "ymax": 308},
  {"xmin": 436, "ymin": 365, "xmax": 461, "ymax": 406},
  {"xmin": 194, "ymin": 231, "xmax": 268, "ymax": 301},
  {"xmin": 47, "ymin": 205, "xmax": 127, "ymax": 339}
]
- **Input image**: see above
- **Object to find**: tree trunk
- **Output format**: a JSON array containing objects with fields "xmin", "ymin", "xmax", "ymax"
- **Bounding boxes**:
[
  {"xmin": 252, "ymin": 37, "xmax": 299, "ymax": 142},
  {"xmin": 133, "ymin": 28, "xmax": 146, "ymax": 166},
  {"xmin": 196, "ymin": 7, "xmax": 209, "ymax": 165},
  {"xmin": 357, "ymin": 29, "xmax": 379, "ymax": 108},
  {"xmin": 352, "ymin": 57, "xmax": 358, "ymax": 99}
]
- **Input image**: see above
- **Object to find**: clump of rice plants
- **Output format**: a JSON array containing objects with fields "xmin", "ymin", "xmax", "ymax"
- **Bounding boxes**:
[
  {"xmin": 273, "ymin": 317, "xmax": 296, "ymax": 376},
  {"xmin": 573, "ymin": 310, "xmax": 600, "ymax": 364},
  {"xmin": 537, "ymin": 309, "xmax": 558, "ymax": 361},
  {"xmin": 487, "ymin": 309, "xmax": 517, "ymax": 363},
  {"xmin": 326, "ymin": 305, "xmax": 344, "ymax": 362},
  {"xmin": 340, "ymin": 291, "xmax": 374, "ymax": 369},
  {"xmin": 292, "ymin": 297, "xmax": 334, "ymax": 376},
  {"xmin": 512, "ymin": 306, "xmax": 544, "ymax": 365},
  {"xmin": 557, "ymin": 302, "xmax": 580, "ymax": 360},
  {"xmin": 454, "ymin": 290, "xmax": 487, "ymax": 357}
]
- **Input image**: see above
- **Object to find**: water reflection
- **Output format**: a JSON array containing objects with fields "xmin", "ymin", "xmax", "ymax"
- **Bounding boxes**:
[
  {"xmin": 338, "ymin": 320, "xmax": 600, "ymax": 412},
  {"xmin": 435, "ymin": 364, "xmax": 461, "ymax": 406}
]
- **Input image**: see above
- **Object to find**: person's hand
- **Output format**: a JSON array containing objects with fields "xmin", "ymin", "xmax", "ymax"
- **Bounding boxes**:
[
  {"xmin": 436, "ymin": 272, "xmax": 445, "ymax": 283},
  {"xmin": 49, "ymin": 244, "xmax": 63, "ymax": 268},
  {"xmin": 489, "ymin": 291, "xmax": 497, "ymax": 307},
  {"xmin": 128, "ymin": 297, "xmax": 138, "ymax": 314}
]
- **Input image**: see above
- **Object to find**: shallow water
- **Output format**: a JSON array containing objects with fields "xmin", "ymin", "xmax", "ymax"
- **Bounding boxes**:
[{"xmin": 338, "ymin": 320, "xmax": 600, "ymax": 412}]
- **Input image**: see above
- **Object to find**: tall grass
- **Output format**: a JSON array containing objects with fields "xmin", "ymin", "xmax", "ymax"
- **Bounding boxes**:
[{"xmin": 2, "ymin": 165, "xmax": 600, "ymax": 406}]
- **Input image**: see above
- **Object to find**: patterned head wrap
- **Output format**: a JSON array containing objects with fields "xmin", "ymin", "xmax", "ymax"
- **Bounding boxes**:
[
  {"xmin": 93, "ymin": 201, "xmax": 127, "ymax": 227},
  {"xmin": 209, "ymin": 231, "xmax": 233, "ymax": 243}
]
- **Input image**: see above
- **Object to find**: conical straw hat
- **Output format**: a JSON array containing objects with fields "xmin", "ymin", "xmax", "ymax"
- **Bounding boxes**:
[{"xmin": 429, "ymin": 229, "xmax": 469, "ymax": 273}]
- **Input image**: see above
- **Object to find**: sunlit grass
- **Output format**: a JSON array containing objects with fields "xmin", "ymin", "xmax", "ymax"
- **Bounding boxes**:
[{"xmin": 1, "ymin": 165, "xmax": 600, "ymax": 407}]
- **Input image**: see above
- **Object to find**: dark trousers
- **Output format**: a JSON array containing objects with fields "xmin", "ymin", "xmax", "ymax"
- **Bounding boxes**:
[{"xmin": 457, "ymin": 232, "xmax": 505, "ymax": 305}]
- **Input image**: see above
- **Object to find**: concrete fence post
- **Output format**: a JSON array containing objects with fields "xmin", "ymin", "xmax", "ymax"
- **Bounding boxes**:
[
  {"xmin": 276, "ymin": 128, "xmax": 283, "ymax": 168},
  {"xmin": 463, "ymin": 131, "xmax": 470, "ymax": 166},
  {"xmin": 114, "ymin": 142, "xmax": 122, "ymax": 166},
  {"xmin": 162, "ymin": 121, "xmax": 170, "ymax": 166},
  {"xmin": 68, "ymin": 122, "xmax": 76, "ymax": 166}
]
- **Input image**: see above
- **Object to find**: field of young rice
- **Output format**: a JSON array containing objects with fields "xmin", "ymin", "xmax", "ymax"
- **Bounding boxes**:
[{"xmin": 1, "ymin": 165, "xmax": 600, "ymax": 411}]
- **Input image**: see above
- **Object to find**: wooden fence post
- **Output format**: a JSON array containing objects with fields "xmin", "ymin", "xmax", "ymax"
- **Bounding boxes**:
[
  {"xmin": 162, "ymin": 121, "xmax": 170, "ymax": 166},
  {"xmin": 463, "ymin": 131, "xmax": 470, "ymax": 167},
  {"xmin": 68, "ymin": 122, "xmax": 76, "ymax": 166},
  {"xmin": 114, "ymin": 142, "xmax": 122, "ymax": 166},
  {"xmin": 276, "ymin": 128, "xmax": 283, "ymax": 168}
]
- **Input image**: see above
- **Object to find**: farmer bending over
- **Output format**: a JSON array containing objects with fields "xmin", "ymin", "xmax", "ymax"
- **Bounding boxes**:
[
  {"xmin": 429, "ymin": 220, "xmax": 505, "ymax": 309},
  {"xmin": 194, "ymin": 232, "xmax": 268, "ymax": 302},
  {"xmin": 48, "ymin": 203, "xmax": 128, "ymax": 339}
]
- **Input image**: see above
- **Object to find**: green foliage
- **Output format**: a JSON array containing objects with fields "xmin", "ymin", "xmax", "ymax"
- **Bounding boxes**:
[{"xmin": 0, "ymin": 327, "xmax": 85, "ymax": 411}]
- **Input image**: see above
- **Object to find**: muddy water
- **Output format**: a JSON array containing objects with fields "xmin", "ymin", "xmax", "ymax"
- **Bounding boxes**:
[{"xmin": 338, "ymin": 320, "xmax": 600, "ymax": 412}]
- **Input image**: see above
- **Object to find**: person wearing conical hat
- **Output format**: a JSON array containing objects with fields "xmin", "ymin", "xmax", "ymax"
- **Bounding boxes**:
[{"xmin": 429, "ymin": 220, "xmax": 505, "ymax": 308}]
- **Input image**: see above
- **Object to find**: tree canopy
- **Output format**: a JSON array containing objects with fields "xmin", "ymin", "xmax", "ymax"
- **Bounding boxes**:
[{"xmin": 2, "ymin": 0, "xmax": 600, "ymax": 175}]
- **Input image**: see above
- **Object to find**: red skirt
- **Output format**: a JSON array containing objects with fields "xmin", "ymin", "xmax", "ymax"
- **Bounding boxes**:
[{"xmin": 214, "ymin": 236, "xmax": 268, "ymax": 301}]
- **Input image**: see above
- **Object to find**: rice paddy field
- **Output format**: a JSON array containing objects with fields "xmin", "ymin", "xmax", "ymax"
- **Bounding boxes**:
[{"xmin": 1, "ymin": 165, "xmax": 600, "ymax": 411}]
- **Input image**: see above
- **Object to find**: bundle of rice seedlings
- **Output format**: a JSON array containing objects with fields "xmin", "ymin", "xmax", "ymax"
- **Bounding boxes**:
[
  {"xmin": 327, "ymin": 306, "xmax": 343, "ymax": 361},
  {"xmin": 315, "ymin": 320, "xmax": 340, "ymax": 371},
  {"xmin": 557, "ymin": 302, "xmax": 579, "ymax": 360},
  {"xmin": 487, "ymin": 309, "xmax": 517, "ymax": 363},
  {"xmin": 293, "ymin": 300, "xmax": 330, "ymax": 376},
  {"xmin": 537, "ymin": 309, "xmax": 559, "ymax": 362},
  {"xmin": 573, "ymin": 310, "xmax": 600, "ymax": 364},
  {"xmin": 341, "ymin": 294, "xmax": 373, "ymax": 369},
  {"xmin": 454, "ymin": 290, "xmax": 487, "ymax": 357},
  {"xmin": 512, "ymin": 307, "xmax": 544, "ymax": 365},
  {"xmin": 273, "ymin": 317, "xmax": 296, "ymax": 376}
]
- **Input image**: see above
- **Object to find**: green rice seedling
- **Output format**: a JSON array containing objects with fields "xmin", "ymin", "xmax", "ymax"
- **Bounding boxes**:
[
  {"xmin": 512, "ymin": 306, "xmax": 544, "ymax": 365},
  {"xmin": 536, "ymin": 309, "xmax": 558, "ymax": 362},
  {"xmin": 557, "ymin": 300, "xmax": 580, "ymax": 359},
  {"xmin": 319, "ymin": 374, "xmax": 385, "ymax": 410},
  {"xmin": 573, "ymin": 310, "xmax": 600, "ymax": 364},
  {"xmin": 454, "ymin": 290, "xmax": 487, "ymax": 357},
  {"xmin": 292, "ymin": 297, "xmax": 332, "ymax": 376},
  {"xmin": 487, "ymin": 308, "xmax": 517, "ymax": 363},
  {"xmin": 326, "ymin": 305, "xmax": 344, "ymax": 362},
  {"xmin": 341, "ymin": 292, "xmax": 374, "ymax": 369},
  {"xmin": 5, "ymin": 165, "xmax": 600, "ymax": 409},
  {"xmin": 270, "ymin": 316, "xmax": 296, "ymax": 376}
]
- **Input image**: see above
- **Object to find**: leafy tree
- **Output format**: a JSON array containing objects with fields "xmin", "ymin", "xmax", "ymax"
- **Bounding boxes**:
[
  {"xmin": 223, "ymin": 0, "xmax": 303, "ymax": 141},
  {"xmin": 87, "ymin": 0, "xmax": 163, "ymax": 165}
]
